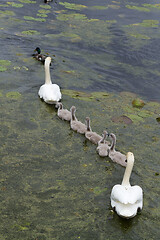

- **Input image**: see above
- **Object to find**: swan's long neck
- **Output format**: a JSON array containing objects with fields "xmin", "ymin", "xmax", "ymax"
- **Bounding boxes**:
[
  {"xmin": 121, "ymin": 161, "xmax": 134, "ymax": 187},
  {"xmin": 110, "ymin": 134, "xmax": 116, "ymax": 151},
  {"xmin": 45, "ymin": 61, "xmax": 52, "ymax": 84},
  {"xmin": 86, "ymin": 118, "xmax": 91, "ymax": 131}
]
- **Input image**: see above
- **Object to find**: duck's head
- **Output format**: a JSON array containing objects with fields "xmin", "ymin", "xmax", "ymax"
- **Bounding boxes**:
[{"xmin": 34, "ymin": 47, "xmax": 41, "ymax": 54}]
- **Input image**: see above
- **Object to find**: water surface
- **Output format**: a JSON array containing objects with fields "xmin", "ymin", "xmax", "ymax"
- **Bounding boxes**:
[{"xmin": 0, "ymin": 1, "xmax": 160, "ymax": 239}]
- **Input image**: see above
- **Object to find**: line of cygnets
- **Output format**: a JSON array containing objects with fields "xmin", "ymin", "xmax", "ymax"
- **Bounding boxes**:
[
  {"xmin": 33, "ymin": 51, "xmax": 143, "ymax": 219},
  {"xmin": 57, "ymin": 103, "xmax": 127, "ymax": 167}
]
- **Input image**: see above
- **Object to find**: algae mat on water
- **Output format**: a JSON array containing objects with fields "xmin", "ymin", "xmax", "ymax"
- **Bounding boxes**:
[{"xmin": 0, "ymin": 88, "xmax": 159, "ymax": 239}]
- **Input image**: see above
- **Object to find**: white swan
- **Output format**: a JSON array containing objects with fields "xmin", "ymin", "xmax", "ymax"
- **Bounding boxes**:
[
  {"xmin": 96, "ymin": 130, "xmax": 110, "ymax": 157},
  {"xmin": 38, "ymin": 57, "xmax": 62, "ymax": 104},
  {"xmin": 108, "ymin": 133, "xmax": 127, "ymax": 167},
  {"xmin": 111, "ymin": 152, "xmax": 143, "ymax": 218},
  {"xmin": 70, "ymin": 106, "xmax": 87, "ymax": 134},
  {"xmin": 57, "ymin": 102, "xmax": 71, "ymax": 121},
  {"xmin": 85, "ymin": 117, "xmax": 102, "ymax": 144}
]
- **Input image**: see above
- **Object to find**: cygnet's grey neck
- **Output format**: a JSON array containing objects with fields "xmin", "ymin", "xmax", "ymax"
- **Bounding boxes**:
[
  {"xmin": 110, "ymin": 133, "xmax": 116, "ymax": 151},
  {"xmin": 86, "ymin": 117, "xmax": 91, "ymax": 131},
  {"xmin": 59, "ymin": 103, "xmax": 63, "ymax": 110},
  {"xmin": 45, "ymin": 61, "xmax": 52, "ymax": 84},
  {"xmin": 100, "ymin": 131, "xmax": 106, "ymax": 143},
  {"xmin": 71, "ymin": 107, "xmax": 76, "ymax": 121}
]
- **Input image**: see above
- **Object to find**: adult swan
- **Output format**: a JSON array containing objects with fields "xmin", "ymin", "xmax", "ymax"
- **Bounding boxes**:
[
  {"xmin": 38, "ymin": 57, "xmax": 62, "ymax": 104},
  {"xmin": 111, "ymin": 152, "xmax": 143, "ymax": 218}
]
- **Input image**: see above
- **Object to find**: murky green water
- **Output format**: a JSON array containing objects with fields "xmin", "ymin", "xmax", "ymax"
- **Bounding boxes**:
[{"xmin": 0, "ymin": 1, "xmax": 160, "ymax": 239}]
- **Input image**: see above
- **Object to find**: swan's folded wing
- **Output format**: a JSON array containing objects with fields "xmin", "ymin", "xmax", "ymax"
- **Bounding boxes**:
[
  {"xmin": 111, "ymin": 185, "xmax": 143, "ymax": 205},
  {"xmin": 111, "ymin": 185, "xmax": 128, "ymax": 204},
  {"xmin": 127, "ymin": 185, "xmax": 143, "ymax": 204}
]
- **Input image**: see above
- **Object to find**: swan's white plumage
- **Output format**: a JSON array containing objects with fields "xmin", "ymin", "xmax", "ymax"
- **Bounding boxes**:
[
  {"xmin": 111, "ymin": 152, "xmax": 143, "ymax": 218},
  {"xmin": 38, "ymin": 57, "xmax": 61, "ymax": 104},
  {"xmin": 111, "ymin": 185, "xmax": 143, "ymax": 205},
  {"xmin": 38, "ymin": 84, "xmax": 61, "ymax": 104}
]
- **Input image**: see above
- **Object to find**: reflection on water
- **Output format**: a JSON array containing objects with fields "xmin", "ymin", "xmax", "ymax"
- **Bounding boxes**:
[{"xmin": 0, "ymin": 1, "xmax": 160, "ymax": 239}]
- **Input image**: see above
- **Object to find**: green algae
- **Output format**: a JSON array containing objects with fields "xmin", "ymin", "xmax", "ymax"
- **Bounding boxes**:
[
  {"xmin": 108, "ymin": 4, "xmax": 120, "ymax": 9},
  {"xmin": 126, "ymin": 5, "xmax": 150, "ymax": 12},
  {"xmin": 59, "ymin": 2, "xmax": 87, "ymax": 10},
  {"xmin": 126, "ymin": 114, "xmax": 144, "ymax": 123},
  {"xmin": 38, "ymin": 9, "xmax": 51, "ymax": 14},
  {"xmin": 132, "ymin": 98, "xmax": 145, "ymax": 108},
  {"xmin": 57, "ymin": 13, "xmax": 87, "ymax": 21},
  {"xmin": 62, "ymin": 90, "xmax": 112, "ymax": 102},
  {"xmin": 0, "ymin": 66, "xmax": 7, "ymax": 72},
  {"xmin": 24, "ymin": 16, "xmax": 46, "ymax": 22},
  {"xmin": 7, "ymin": 2, "xmax": 23, "ymax": 8},
  {"xmin": 0, "ymin": 4, "xmax": 9, "ymax": 7},
  {"xmin": 106, "ymin": 20, "xmax": 117, "ymax": 24},
  {"xmin": 21, "ymin": 30, "xmax": 40, "ymax": 35},
  {"xmin": 0, "ymin": 1, "xmax": 160, "ymax": 239},
  {"xmin": 6, "ymin": 91, "xmax": 21, "ymax": 99},
  {"xmin": 91, "ymin": 6, "xmax": 108, "ymax": 10},
  {"xmin": 129, "ymin": 33, "xmax": 150, "ymax": 39},
  {"xmin": 0, "ymin": 10, "xmax": 15, "ymax": 16},
  {"xmin": 142, "ymin": 3, "xmax": 160, "ymax": 10},
  {"xmin": 39, "ymin": 4, "xmax": 51, "ymax": 9},
  {"xmin": 18, "ymin": 0, "xmax": 36, "ymax": 3},
  {"xmin": 0, "ymin": 89, "xmax": 159, "ymax": 239},
  {"xmin": 125, "ymin": 20, "xmax": 159, "ymax": 28},
  {"xmin": 0, "ymin": 60, "xmax": 11, "ymax": 71},
  {"xmin": 0, "ymin": 60, "xmax": 11, "ymax": 66},
  {"xmin": 37, "ymin": 13, "xmax": 48, "ymax": 18},
  {"xmin": 91, "ymin": 186, "xmax": 108, "ymax": 195}
]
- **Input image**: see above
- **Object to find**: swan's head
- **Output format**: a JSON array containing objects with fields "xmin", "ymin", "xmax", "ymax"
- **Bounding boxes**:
[
  {"xmin": 45, "ymin": 57, "xmax": 51, "ymax": 63},
  {"xmin": 126, "ymin": 152, "xmax": 134, "ymax": 165},
  {"xmin": 34, "ymin": 47, "xmax": 41, "ymax": 54}
]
